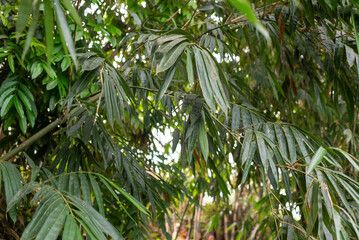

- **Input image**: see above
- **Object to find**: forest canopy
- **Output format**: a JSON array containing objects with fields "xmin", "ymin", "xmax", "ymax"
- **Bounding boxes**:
[{"xmin": 1, "ymin": 0, "xmax": 359, "ymax": 239}]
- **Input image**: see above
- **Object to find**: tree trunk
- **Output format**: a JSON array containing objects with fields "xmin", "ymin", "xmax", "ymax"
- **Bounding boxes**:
[
  {"xmin": 193, "ymin": 193, "xmax": 203, "ymax": 240},
  {"xmin": 230, "ymin": 191, "xmax": 239, "ymax": 240},
  {"xmin": 224, "ymin": 203, "xmax": 230, "ymax": 240}
]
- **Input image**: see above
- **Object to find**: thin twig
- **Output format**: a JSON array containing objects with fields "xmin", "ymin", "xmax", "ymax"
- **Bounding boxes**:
[
  {"xmin": 174, "ymin": 201, "xmax": 190, "ymax": 240},
  {"xmin": 280, "ymin": 221, "xmax": 318, "ymax": 240},
  {"xmin": 158, "ymin": 0, "xmax": 191, "ymax": 29},
  {"xmin": 182, "ymin": 1, "xmax": 199, "ymax": 29}
]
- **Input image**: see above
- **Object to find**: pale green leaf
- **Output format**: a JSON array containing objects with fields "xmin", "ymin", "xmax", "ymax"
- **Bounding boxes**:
[{"xmin": 307, "ymin": 147, "xmax": 327, "ymax": 173}]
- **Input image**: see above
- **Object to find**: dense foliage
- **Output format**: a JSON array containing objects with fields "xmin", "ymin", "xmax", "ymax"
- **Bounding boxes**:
[{"xmin": 1, "ymin": 0, "xmax": 359, "ymax": 239}]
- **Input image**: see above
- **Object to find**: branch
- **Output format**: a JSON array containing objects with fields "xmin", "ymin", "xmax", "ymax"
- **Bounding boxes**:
[{"xmin": 0, "ymin": 118, "xmax": 63, "ymax": 162}]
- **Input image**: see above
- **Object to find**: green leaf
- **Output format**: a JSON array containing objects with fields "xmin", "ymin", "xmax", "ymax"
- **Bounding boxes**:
[
  {"xmin": 202, "ymin": 50, "xmax": 229, "ymax": 115},
  {"xmin": 156, "ymin": 41, "xmax": 188, "ymax": 74},
  {"xmin": 19, "ymin": 84, "xmax": 35, "ymax": 102},
  {"xmin": 155, "ymin": 59, "xmax": 178, "ymax": 104},
  {"xmin": 22, "ymin": 0, "xmax": 40, "ymax": 60},
  {"xmin": 98, "ymin": 177, "xmax": 136, "ymax": 222},
  {"xmin": 24, "ymin": 153, "xmax": 39, "ymax": 181},
  {"xmin": 14, "ymin": 96, "xmax": 27, "ymax": 133},
  {"xmin": 241, "ymin": 143, "xmax": 256, "ymax": 184},
  {"xmin": 79, "ymin": 173, "xmax": 92, "ymax": 205},
  {"xmin": 62, "ymin": 215, "xmax": 82, "ymax": 240},
  {"xmin": 73, "ymin": 209, "xmax": 107, "ymax": 240},
  {"xmin": 198, "ymin": 116, "xmax": 209, "ymax": 162},
  {"xmin": 186, "ymin": 49, "xmax": 194, "ymax": 86},
  {"xmin": 274, "ymin": 124, "xmax": 288, "ymax": 162},
  {"xmin": 256, "ymin": 132, "xmax": 268, "ymax": 170},
  {"xmin": 0, "ymin": 80, "xmax": 18, "ymax": 90},
  {"xmin": 228, "ymin": 0, "xmax": 270, "ymax": 41},
  {"xmin": 208, "ymin": 158, "xmax": 230, "ymax": 196},
  {"xmin": 31, "ymin": 62, "xmax": 43, "ymax": 79},
  {"xmin": 35, "ymin": 203, "xmax": 68, "ymax": 240},
  {"xmin": 7, "ymin": 182, "xmax": 40, "ymax": 211},
  {"xmin": 82, "ymin": 56, "xmax": 105, "ymax": 72},
  {"xmin": 307, "ymin": 147, "xmax": 327, "ymax": 173},
  {"xmin": 16, "ymin": 0, "xmax": 33, "ymax": 39},
  {"xmin": 68, "ymin": 173, "xmax": 81, "ymax": 198},
  {"xmin": 44, "ymin": 0, "xmax": 54, "ymax": 64},
  {"xmin": 1, "ymin": 95, "xmax": 15, "ymax": 117},
  {"xmin": 0, "ymin": 162, "xmax": 23, "ymax": 222},
  {"xmin": 88, "ymin": 174, "xmax": 105, "ymax": 216},
  {"xmin": 333, "ymin": 148, "xmax": 359, "ymax": 172},
  {"xmin": 193, "ymin": 47, "xmax": 216, "ymax": 112},
  {"xmin": 333, "ymin": 208, "xmax": 342, "ymax": 240},
  {"xmin": 128, "ymin": 10, "xmax": 141, "ymax": 26},
  {"xmin": 231, "ymin": 105, "xmax": 241, "ymax": 130},
  {"xmin": 283, "ymin": 126, "xmax": 296, "ymax": 164},
  {"xmin": 54, "ymin": 0, "xmax": 77, "ymax": 66},
  {"xmin": 97, "ymin": 175, "xmax": 150, "ymax": 216},
  {"xmin": 240, "ymin": 130, "xmax": 253, "ymax": 165},
  {"xmin": 25, "ymin": 106, "xmax": 35, "ymax": 128},
  {"xmin": 0, "ymin": 87, "xmax": 16, "ymax": 106},
  {"xmin": 61, "ymin": 57, "xmax": 72, "ymax": 71},
  {"xmin": 17, "ymin": 89, "xmax": 32, "ymax": 111},
  {"xmin": 68, "ymin": 195, "xmax": 123, "ymax": 240},
  {"xmin": 61, "ymin": 0, "xmax": 82, "ymax": 26},
  {"xmin": 241, "ymin": 108, "xmax": 251, "ymax": 128},
  {"xmin": 8, "ymin": 55, "xmax": 15, "ymax": 72},
  {"xmin": 68, "ymin": 66, "xmax": 100, "ymax": 98}
]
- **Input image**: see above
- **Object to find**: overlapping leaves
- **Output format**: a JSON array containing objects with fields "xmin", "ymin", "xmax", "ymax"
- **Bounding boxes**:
[
  {"xmin": 0, "ymin": 73, "xmax": 37, "ymax": 133},
  {"xmin": 230, "ymin": 104, "xmax": 359, "ymax": 239},
  {"xmin": 5, "ymin": 169, "xmax": 150, "ymax": 240},
  {"xmin": 16, "ymin": 0, "xmax": 81, "ymax": 64},
  {"xmin": 151, "ymin": 33, "xmax": 230, "ymax": 114}
]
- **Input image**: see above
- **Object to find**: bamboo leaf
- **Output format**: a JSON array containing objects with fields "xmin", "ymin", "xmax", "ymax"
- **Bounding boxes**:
[
  {"xmin": 68, "ymin": 195, "xmax": 123, "ymax": 240},
  {"xmin": 44, "ymin": 0, "xmax": 54, "ymax": 64},
  {"xmin": 157, "ymin": 41, "xmax": 188, "ymax": 74},
  {"xmin": 54, "ymin": 0, "xmax": 77, "ymax": 66},
  {"xmin": 16, "ymin": 0, "xmax": 33, "ymax": 39},
  {"xmin": 307, "ymin": 147, "xmax": 327, "ymax": 173},
  {"xmin": 8, "ymin": 55, "xmax": 15, "ymax": 72},
  {"xmin": 241, "ymin": 143, "xmax": 256, "ymax": 184},
  {"xmin": 79, "ymin": 173, "xmax": 92, "ymax": 205},
  {"xmin": 22, "ymin": 0, "xmax": 40, "ymax": 60},
  {"xmin": 228, "ymin": 0, "xmax": 270, "ymax": 41},
  {"xmin": 62, "ymin": 215, "xmax": 82, "ymax": 240},
  {"xmin": 61, "ymin": 0, "xmax": 82, "ymax": 26},
  {"xmin": 256, "ymin": 132, "xmax": 268, "ymax": 170},
  {"xmin": 88, "ymin": 174, "xmax": 105, "ymax": 216},
  {"xmin": 35, "ymin": 203, "xmax": 68, "ymax": 240},
  {"xmin": 240, "ymin": 130, "xmax": 253, "ymax": 165},
  {"xmin": 186, "ymin": 49, "xmax": 194, "ymax": 86},
  {"xmin": 155, "ymin": 59, "xmax": 178, "ymax": 104},
  {"xmin": 98, "ymin": 175, "xmax": 150, "ymax": 216},
  {"xmin": 7, "ymin": 182, "xmax": 39, "ymax": 211},
  {"xmin": 199, "ymin": 116, "xmax": 209, "ymax": 162},
  {"xmin": 193, "ymin": 47, "xmax": 216, "ymax": 112}
]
